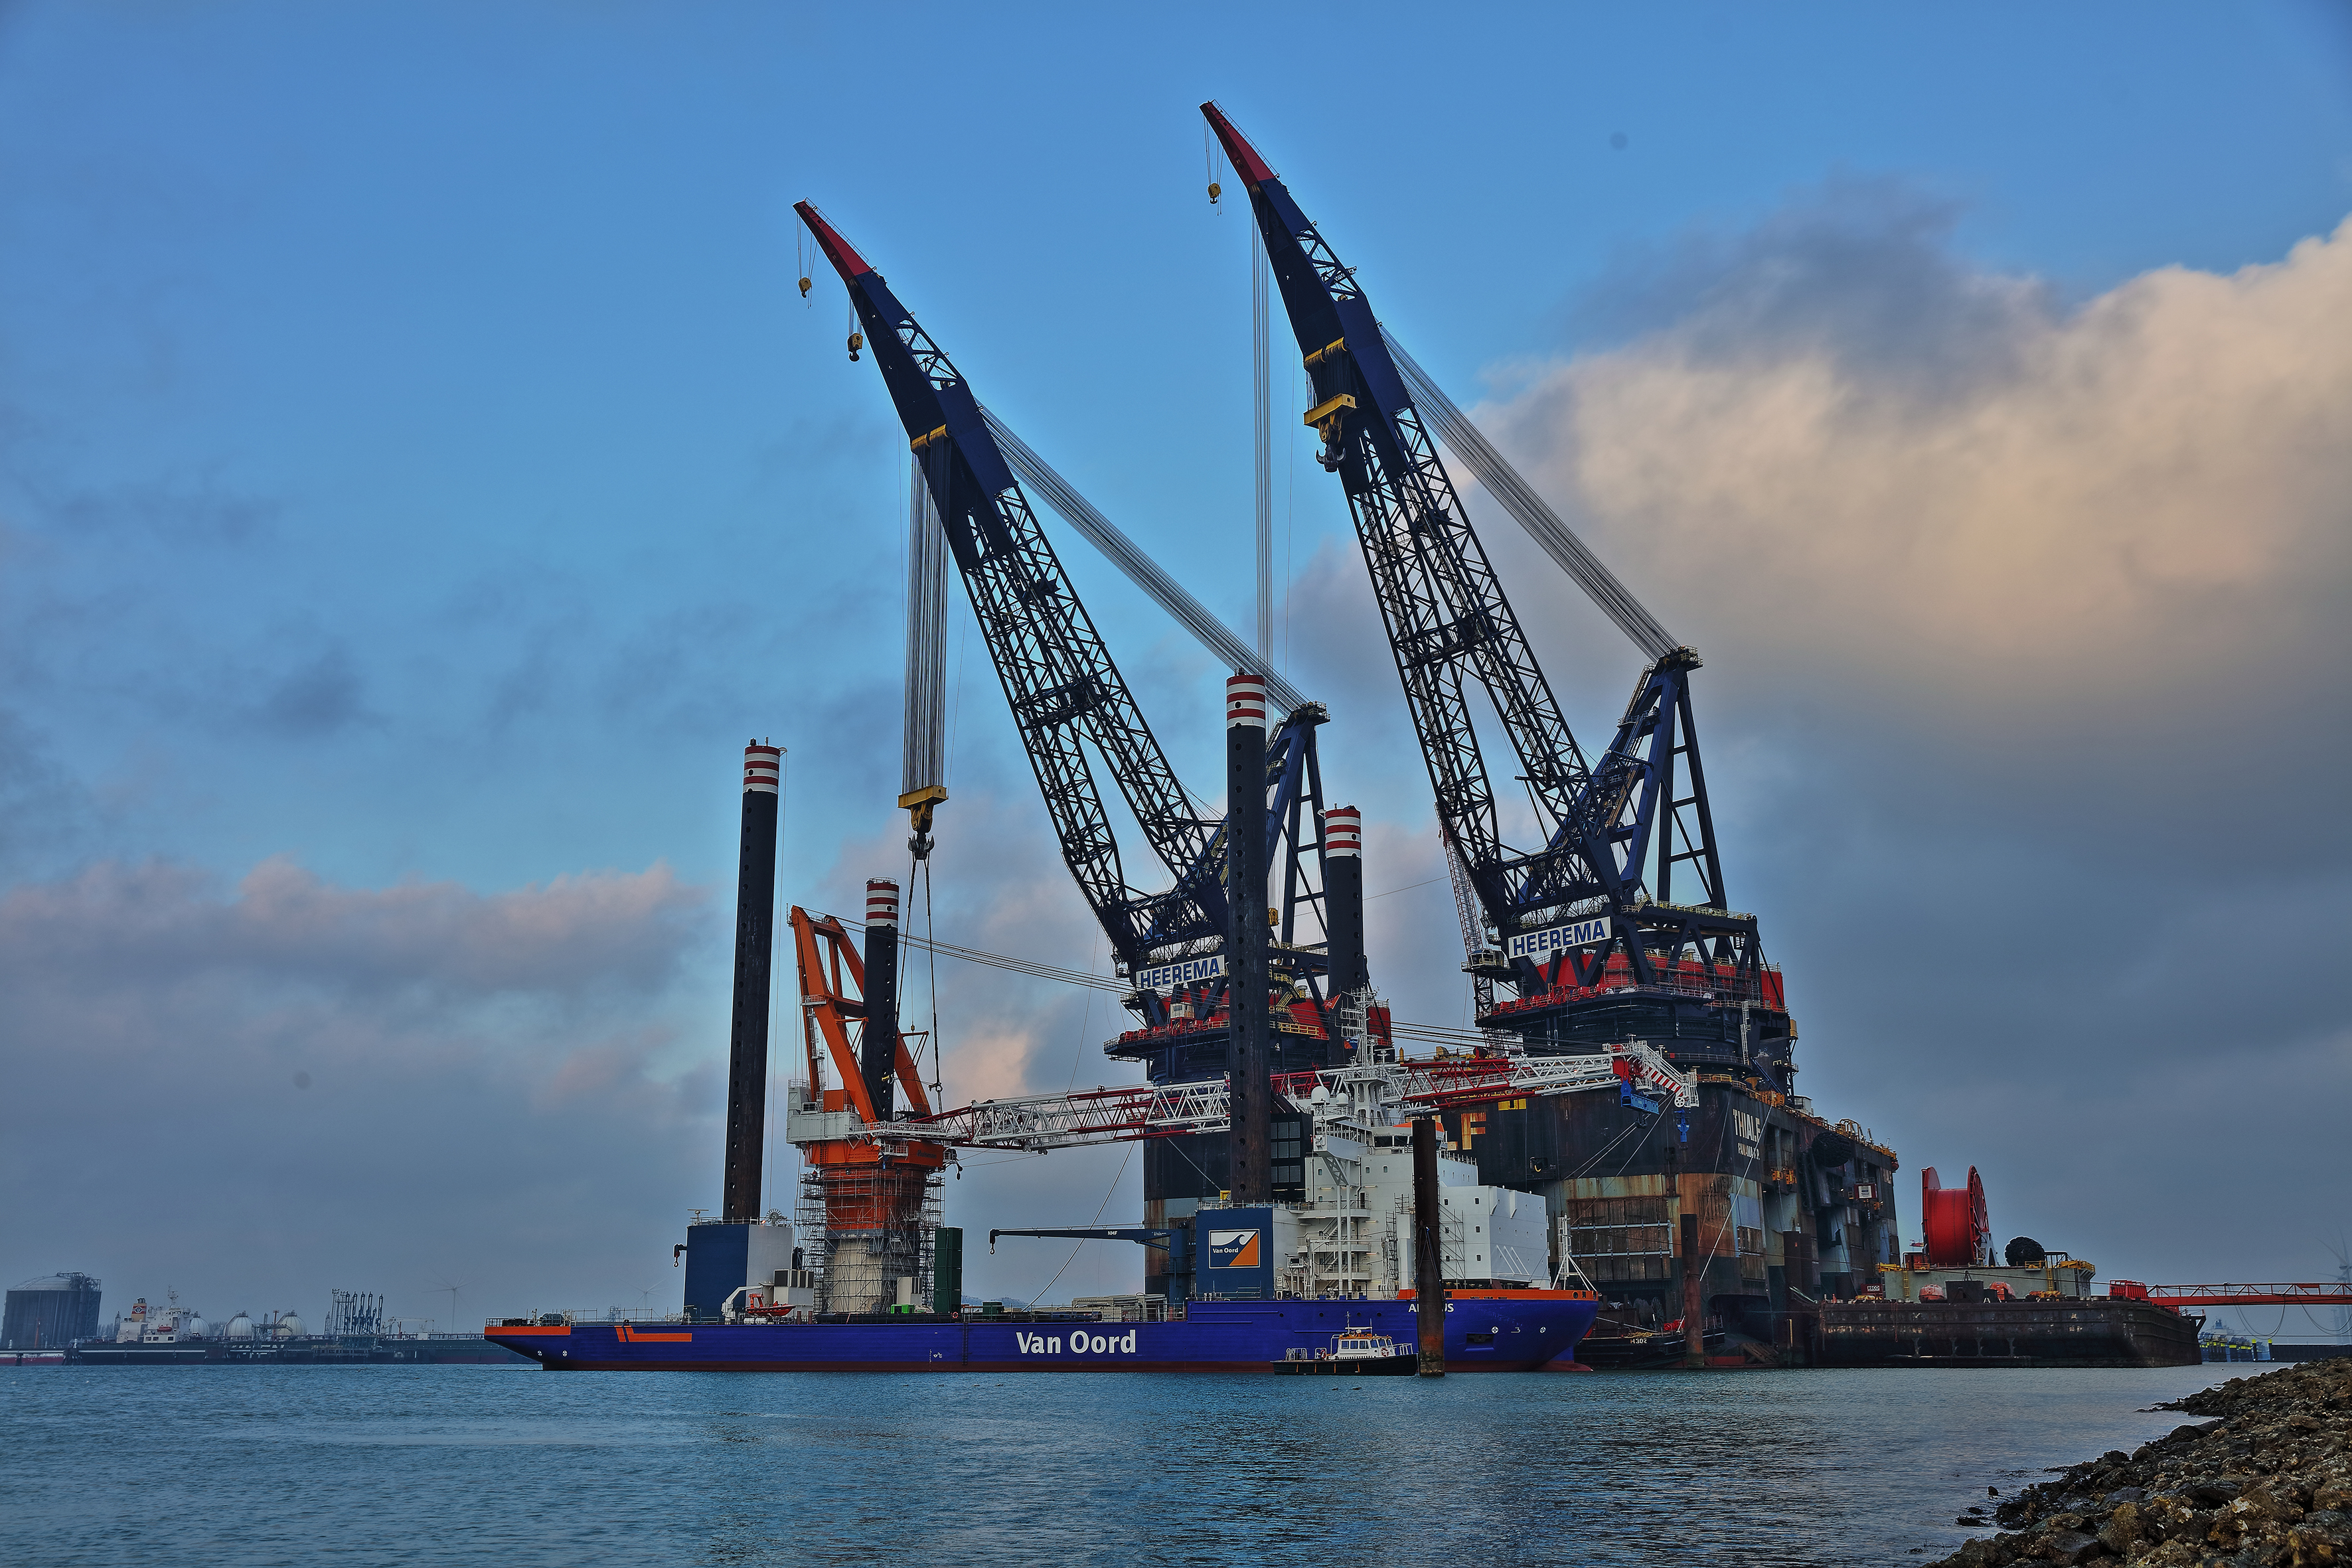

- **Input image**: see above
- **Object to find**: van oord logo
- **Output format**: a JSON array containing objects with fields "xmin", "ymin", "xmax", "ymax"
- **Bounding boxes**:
[
  {"xmin": 1208, "ymin": 1229, "xmax": 1261, "ymax": 1269},
  {"xmin": 1016, "ymin": 1329, "xmax": 1138, "ymax": 1356}
]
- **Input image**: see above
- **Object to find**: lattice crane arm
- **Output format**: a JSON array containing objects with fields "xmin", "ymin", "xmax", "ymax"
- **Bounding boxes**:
[
  {"xmin": 833, "ymin": 1042, "xmax": 1695, "ymax": 1153},
  {"xmin": 797, "ymin": 202, "xmax": 1220, "ymax": 967},
  {"xmin": 1198, "ymin": 106, "xmax": 1753, "ymax": 1006},
  {"xmin": 1199, "ymin": 106, "xmax": 1605, "ymax": 932}
]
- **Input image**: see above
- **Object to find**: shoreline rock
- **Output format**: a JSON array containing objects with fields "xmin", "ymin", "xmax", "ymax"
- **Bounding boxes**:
[{"xmin": 1929, "ymin": 1358, "xmax": 2351, "ymax": 1565}]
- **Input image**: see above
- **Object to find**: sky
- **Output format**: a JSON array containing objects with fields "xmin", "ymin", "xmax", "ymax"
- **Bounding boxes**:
[{"xmin": 3, "ymin": 2, "xmax": 2349, "ymax": 1334}]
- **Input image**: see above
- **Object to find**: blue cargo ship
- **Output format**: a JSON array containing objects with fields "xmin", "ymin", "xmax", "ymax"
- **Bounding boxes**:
[{"xmin": 488, "ymin": 1289, "xmax": 1595, "ymax": 1373}]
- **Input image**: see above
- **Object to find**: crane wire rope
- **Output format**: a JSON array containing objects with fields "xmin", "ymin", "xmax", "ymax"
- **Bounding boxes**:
[
  {"xmin": 980, "ymin": 408, "xmax": 1308, "ymax": 715},
  {"xmin": 1253, "ymin": 224, "xmax": 1273, "ymax": 670},
  {"xmin": 1026, "ymin": 1142, "xmax": 1136, "ymax": 1307},
  {"xmin": 1381, "ymin": 328, "xmax": 1680, "ymax": 664},
  {"xmin": 1067, "ymin": 927, "xmax": 1101, "ymax": 1091},
  {"xmin": 822, "ymin": 913, "xmax": 1496, "ymax": 1052},
  {"xmin": 903, "ymin": 453, "xmax": 950, "ymax": 803}
]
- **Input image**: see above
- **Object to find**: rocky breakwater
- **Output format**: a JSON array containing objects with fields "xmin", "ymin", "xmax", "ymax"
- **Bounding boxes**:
[{"xmin": 1933, "ymin": 1357, "xmax": 2352, "ymax": 1566}]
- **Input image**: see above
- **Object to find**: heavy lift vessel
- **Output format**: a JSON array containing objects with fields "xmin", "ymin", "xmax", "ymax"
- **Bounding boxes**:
[
  {"xmin": 489, "ymin": 115, "xmax": 1901, "ymax": 1367},
  {"xmin": 1201, "ymin": 103, "xmax": 1901, "ymax": 1342}
]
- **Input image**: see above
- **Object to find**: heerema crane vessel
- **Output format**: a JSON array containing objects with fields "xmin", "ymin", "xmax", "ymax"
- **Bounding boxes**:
[
  {"xmin": 788, "ymin": 200, "xmax": 1382, "ymax": 1305},
  {"xmin": 1202, "ymin": 102, "xmax": 1903, "ymax": 1348}
]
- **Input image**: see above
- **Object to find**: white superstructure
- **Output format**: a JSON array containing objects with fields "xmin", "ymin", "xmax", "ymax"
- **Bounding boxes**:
[{"xmin": 1267, "ymin": 1042, "xmax": 1555, "ymax": 1298}]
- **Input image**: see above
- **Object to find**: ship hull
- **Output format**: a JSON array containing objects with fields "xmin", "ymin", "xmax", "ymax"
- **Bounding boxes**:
[{"xmin": 489, "ymin": 1292, "xmax": 1597, "ymax": 1373}]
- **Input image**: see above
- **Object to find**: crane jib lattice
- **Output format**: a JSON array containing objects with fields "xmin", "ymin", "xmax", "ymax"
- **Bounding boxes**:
[
  {"xmin": 845, "ymin": 1042, "xmax": 1697, "ymax": 1152},
  {"xmin": 1199, "ymin": 104, "xmax": 1765, "ymax": 1015}
]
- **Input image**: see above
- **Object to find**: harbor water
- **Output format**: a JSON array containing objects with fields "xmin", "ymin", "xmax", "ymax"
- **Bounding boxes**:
[{"xmin": 5, "ymin": 1362, "xmax": 2240, "ymax": 1565}]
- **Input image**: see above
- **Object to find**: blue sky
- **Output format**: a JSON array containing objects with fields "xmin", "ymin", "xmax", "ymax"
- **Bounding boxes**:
[{"xmin": 4, "ymin": 3, "xmax": 2349, "ymax": 1326}]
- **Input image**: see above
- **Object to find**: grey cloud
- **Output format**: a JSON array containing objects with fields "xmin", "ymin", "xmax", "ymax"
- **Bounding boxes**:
[
  {"xmin": 250, "ymin": 643, "xmax": 372, "ymax": 737},
  {"xmin": 0, "ymin": 856, "xmax": 722, "ymax": 1320},
  {"xmin": 48, "ymin": 474, "xmax": 279, "ymax": 547},
  {"xmin": 0, "ymin": 705, "xmax": 91, "ymax": 880},
  {"xmin": 1565, "ymin": 175, "xmax": 2056, "ymax": 399},
  {"xmin": 0, "ymin": 855, "xmax": 710, "ymax": 1002}
]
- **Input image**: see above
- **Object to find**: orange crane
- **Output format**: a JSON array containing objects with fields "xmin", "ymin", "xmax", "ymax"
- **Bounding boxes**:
[{"xmin": 784, "ymin": 902, "xmax": 947, "ymax": 1316}]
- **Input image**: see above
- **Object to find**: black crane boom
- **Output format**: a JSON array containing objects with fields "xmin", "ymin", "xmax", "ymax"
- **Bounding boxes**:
[
  {"xmin": 799, "ymin": 202, "xmax": 1219, "ymax": 968},
  {"xmin": 1202, "ymin": 105, "xmax": 1789, "ymax": 1082}
]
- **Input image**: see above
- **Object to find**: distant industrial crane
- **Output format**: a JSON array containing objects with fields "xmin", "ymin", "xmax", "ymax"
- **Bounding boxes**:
[{"xmin": 1200, "ymin": 103, "xmax": 1789, "ymax": 1084}]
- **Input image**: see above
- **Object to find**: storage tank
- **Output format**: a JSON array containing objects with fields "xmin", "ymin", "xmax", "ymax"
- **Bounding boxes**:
[
  {"xmin": 224, "ymin": 1313, "xmax": 256, "ymax": 1340},
  {"xmin": 272, "ymin": 1312, "xmax": 305, "ymax": 1340},
  {"xmin": 5, "ymin": 1273, "xmax": 103, "ymax": 1350}
]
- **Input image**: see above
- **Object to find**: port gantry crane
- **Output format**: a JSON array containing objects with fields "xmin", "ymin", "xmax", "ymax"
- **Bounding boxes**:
[
  {"xmin": 794, "ymin": 202, "xmax": 1366, "ymax": 1096},
  {"xmin": 1200, "ymin": 104, "xmax": 1792, "ymax": 1087}
]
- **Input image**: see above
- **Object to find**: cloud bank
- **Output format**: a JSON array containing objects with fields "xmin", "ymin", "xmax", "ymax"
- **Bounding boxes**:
[
  {"xmin": 0, "ymin": 858, "xmax": 720, "ymax": 1321},
  {"xmin": 1439, "ymin": 187, "xmax": 2352, "ymax": 1281}
]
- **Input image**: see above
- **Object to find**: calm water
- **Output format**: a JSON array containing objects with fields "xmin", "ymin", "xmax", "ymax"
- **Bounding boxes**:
[{"xmin": 5, "ymin": 1361, "xmax": 2239, "ymax": 1565}]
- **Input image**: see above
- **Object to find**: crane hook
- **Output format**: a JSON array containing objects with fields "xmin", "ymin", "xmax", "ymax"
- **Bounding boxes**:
[
  {"xmin": 847, "ymin": 331, "xmax": 864, "ymax": 362},
  {"xmin": 1206, "ymin": 180, "xmax": 1221, "ymax": 206},
  {"xmin": 798, "ymin": 275, "xmax": 812, "ymax": 299}
]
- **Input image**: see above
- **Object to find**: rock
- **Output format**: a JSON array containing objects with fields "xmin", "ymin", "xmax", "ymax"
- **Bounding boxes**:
[
  {"xmin": 1929, "ymin": 1362, "xmax": 2352, "ymax": 1568},
  {"xmin": 2285, "ymin": 1510, "xmax": 2351, "ymax": 1565},
  {"xmin": 2038, "ymin": 1528, "xmax": 2101, "ymax": 1563},
  {"xmin": 2099, "ymin": 1502, "xmax": 2149, "ymax": 1554},
  {"xmin": 2227, "ymin": 1484, "xmax": 2305, "ymax": 1528}
]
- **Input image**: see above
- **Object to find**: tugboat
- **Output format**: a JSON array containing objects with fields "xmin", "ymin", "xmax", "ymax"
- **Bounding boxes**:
[{"xmin": 1273, "ymin": 1328, "xmax": 1418, "ymax": 1376}]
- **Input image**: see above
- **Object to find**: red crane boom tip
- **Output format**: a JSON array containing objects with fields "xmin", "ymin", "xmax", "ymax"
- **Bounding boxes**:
[
  {"xmin": 793, "ymin": 201, "xmax": 872, "ymax": 280},
  {"xmin": 1199, "ymin": 102, "xmax": 1277, "ymax": 188}
]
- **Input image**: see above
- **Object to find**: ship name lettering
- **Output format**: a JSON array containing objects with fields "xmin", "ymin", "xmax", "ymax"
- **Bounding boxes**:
[{"xmin": 1016, "ymin": 1329, "xmax": 1138, "ymax": 1354}]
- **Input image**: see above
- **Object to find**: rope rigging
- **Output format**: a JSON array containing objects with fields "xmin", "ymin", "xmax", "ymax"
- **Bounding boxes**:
[
  {"xmin": 824, "ymin": 911, "xmax": 1496, "ymax": 1054},
  {"xmin": 1383, "ymin": 329, "xmax": 1680, "ymax": 663},
  {"xmin": 981, "ymin": 408, "xmax": 1308, "ymax": 715}
]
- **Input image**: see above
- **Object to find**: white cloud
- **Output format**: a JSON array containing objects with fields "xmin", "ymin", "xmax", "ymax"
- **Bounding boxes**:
[{"xmin": 1490, "ymin": 210, "xmax": 2352, "ymax": 710}]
